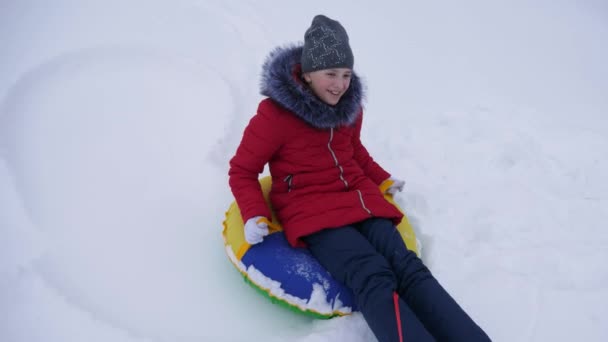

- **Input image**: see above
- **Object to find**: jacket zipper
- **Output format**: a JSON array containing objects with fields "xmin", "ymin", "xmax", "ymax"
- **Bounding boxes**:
[
  {"xmin": 327, "ymin": 128, "xmax": 349, "ymax": 189},
  {"xmin": 328, "ymin": 128, "xmax": 373, "ymax": 216},
  {"xmin": 356, "ymin": 189, "xmax": 372, "ymax": 215}
]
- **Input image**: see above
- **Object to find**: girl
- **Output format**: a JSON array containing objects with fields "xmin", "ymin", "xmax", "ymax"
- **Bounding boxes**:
[{"xmin": 229, "ymin": 14, "xmax": 490, "ymax": 342}]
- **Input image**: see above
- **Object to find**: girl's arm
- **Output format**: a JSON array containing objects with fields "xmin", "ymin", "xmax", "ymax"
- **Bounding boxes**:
[{"xmin": 229, "ymin": 101, "xmax": 284, "ymax": 222}]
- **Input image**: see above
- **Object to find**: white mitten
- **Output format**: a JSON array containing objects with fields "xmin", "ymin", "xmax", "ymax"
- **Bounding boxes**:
[
  {"xmin": 244, "ymin": 216, "xmax": 269, "ymax": 244},
  {"xmin": 386, "ymin": 176, "xmax": 405, "ymax": 195}
]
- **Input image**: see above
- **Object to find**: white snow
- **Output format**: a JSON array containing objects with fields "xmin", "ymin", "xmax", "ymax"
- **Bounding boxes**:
[{"xmin": 1, "ymin": 0, "xmax": 608, "ymax": 341}]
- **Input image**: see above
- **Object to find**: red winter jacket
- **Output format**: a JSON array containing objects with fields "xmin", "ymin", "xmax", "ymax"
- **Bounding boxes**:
[{"xmin": 228, "ymin": 46, "xmax": 403, "ymax": 247}]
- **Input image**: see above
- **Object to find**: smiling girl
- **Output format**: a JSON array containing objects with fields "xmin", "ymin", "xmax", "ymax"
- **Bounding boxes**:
[{"xmin": 229, "ymin": 14, "xmax": 490, "ymax": 342}]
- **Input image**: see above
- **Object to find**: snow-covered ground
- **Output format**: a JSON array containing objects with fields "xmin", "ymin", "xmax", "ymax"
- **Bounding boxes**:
[{"xmin": 2, "ymin": 1, "xmax": 608, "ymax": 341}]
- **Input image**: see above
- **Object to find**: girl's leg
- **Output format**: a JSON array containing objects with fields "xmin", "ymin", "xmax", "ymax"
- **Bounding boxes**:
[
  {"xmin": 304, "ymin": 226, "xmax": 434, "ymax": 342},
  {"xmin": 357, "ymin": 218, "xmax": 491, "ymax": 342}
]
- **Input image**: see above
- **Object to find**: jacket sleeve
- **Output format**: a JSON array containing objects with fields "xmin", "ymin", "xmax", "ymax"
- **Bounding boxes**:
[
  {"xmin": 351, "ymin": 111, "xmax": 391, "ymax": 185},
  {"xmin": 229, "ymin": 102, "xmax": 283, "ymax": 222}
]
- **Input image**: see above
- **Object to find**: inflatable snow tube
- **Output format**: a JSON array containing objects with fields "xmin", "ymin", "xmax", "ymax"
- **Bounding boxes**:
[{"xmin": 222, "ymin": 176, "xmax": 420, "ymax": 319}]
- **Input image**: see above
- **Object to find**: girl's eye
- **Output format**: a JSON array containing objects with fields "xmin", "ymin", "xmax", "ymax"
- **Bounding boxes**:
[
  {"xmin": 344, "ymin": 74, "xmax": 352, "ymax": 79},
  {"xmin": 326, "ymin": 72, "xmax": 336, "ymax": 77}
]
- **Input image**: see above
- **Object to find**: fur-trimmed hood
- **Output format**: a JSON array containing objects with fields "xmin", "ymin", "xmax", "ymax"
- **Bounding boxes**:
[{"xmin": 260, "ymin": 45, "xmax": 364, "ymax": 129}]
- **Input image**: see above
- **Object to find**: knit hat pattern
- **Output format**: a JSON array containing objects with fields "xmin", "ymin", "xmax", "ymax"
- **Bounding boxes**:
[{"xmin": 301, "ymin": 15, "xmax": 354, "ymax": 73}]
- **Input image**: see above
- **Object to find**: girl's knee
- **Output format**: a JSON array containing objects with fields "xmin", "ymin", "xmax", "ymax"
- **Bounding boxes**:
[
  {"xmin": 397, "ymin": 255, "xmax": 433, "ymax": 289},
  {"xmin": 352, "ymin": 266, "xmax": 397, "ymax": 307},
  {"xmin": 349, "ymin": 258, "xmax": 397, "ymax": 291}
]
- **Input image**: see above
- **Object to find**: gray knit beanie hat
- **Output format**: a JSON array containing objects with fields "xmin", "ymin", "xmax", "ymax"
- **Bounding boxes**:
[{"xmin": 301, "ymin": 15, "xmax": 354, "ymax": 73}]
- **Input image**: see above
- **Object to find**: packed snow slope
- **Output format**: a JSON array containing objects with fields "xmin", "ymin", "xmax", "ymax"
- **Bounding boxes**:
[{"xmin": 1, "ymin": 1, "xmax": 607, "ymax": 341}]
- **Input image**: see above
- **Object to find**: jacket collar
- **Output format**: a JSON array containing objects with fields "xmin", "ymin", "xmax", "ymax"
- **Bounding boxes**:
[{"xmin": 260, "ymin": 45, "xmax": 364, "ymax": 129}]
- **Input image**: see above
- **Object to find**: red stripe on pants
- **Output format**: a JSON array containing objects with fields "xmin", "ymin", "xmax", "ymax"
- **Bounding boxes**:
[{"xmin": 393, "ymin": 292, "xmax": 404, "ymax": 342}]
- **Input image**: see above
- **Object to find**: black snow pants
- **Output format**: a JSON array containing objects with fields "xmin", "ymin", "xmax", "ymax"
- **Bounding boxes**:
[{"xmin": 303, "ymin": 218, "xmax": 491, "ymax": 342}]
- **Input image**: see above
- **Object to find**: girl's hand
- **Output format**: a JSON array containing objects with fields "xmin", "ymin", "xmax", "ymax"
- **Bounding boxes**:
[
  {"xmin": 384, "ymin": 177, "xmax": 405, "ymax": 195},
  {"xmin": 244, "ymin": 216, "xmax": 270, "ymax": 244}
]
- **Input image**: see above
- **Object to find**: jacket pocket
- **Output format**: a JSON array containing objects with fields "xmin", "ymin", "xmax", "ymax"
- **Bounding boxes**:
[{"xmin": 284, "ymin": 174, "xmax": 294, "ymax": 192}]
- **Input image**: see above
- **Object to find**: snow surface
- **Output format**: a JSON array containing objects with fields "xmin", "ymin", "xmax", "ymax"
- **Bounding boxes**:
[{"xmin": 1, "ymin": 0, "xmax": 608, "ymax": 341}]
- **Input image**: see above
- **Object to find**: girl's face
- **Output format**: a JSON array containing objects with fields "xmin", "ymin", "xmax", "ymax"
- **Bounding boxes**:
[{"xmin": 303, "ymin": 68, "xmax": 352, "ymax": 106}]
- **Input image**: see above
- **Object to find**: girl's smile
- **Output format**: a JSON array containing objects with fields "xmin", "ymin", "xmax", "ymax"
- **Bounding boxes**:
[{"xmin": 303, "ymin": 68, "xmax": 352, "ymax": 106}]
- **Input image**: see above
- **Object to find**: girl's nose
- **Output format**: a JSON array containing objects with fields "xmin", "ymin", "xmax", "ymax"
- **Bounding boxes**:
[{"xmin": 333, "ymin": 79, "xmax": 346, "ymax": 90}]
